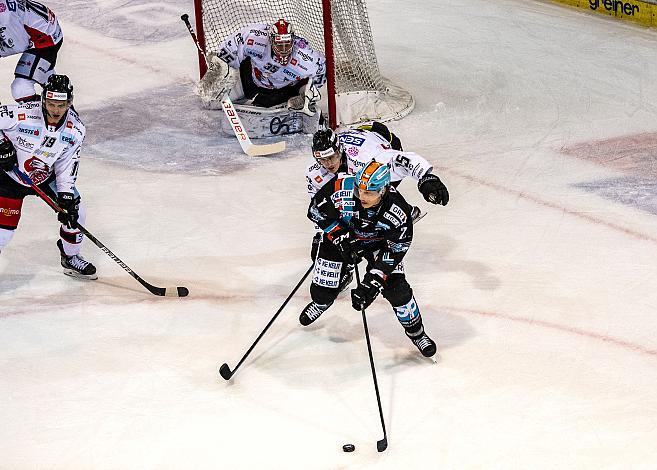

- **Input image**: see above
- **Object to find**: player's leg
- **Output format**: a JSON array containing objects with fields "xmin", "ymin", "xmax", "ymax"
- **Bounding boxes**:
[
  {"xmin": 300, "ymin": 238, "xmax": 348, "ymax": 326},
  {"xmin": 12, "ymin": 42, "xmax": 62, "ymax": 102},
  {"xmin": 0, "ymin": 171, "xmax": 29, "ymax": 254},
  {"xmin": 43, "ymin": 181, "xmax": 97, "ymax": 280},
  {"xmin": 382, "ymin": 269, "xmax": 437, "ymax": 357}
]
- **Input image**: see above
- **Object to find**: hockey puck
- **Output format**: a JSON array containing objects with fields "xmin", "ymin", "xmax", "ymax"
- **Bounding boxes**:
[{"xmin": 342, "ymin": 444, "xmax": 355, "ymax": 453}]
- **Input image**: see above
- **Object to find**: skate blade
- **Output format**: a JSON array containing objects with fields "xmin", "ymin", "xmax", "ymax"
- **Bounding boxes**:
[{"xmin": 63, "ymin": 268, "xmax": 98, "ymax": 281}]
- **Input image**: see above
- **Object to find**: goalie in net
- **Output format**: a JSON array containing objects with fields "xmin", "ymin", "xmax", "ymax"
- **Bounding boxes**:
[{"xmin": 198, "ymin": 18, "xmax": 326, "ymax": 138}]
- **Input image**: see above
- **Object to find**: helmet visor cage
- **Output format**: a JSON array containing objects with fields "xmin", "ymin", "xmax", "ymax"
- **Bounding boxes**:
[{"xmin": 272, "ymin": 34, "xmax": 293, "ymax": 61}]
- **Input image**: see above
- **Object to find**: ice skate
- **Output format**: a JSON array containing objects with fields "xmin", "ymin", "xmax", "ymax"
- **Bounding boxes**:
[
  {"xmin": 57, "ymin": 240, "xmax": 97, "ymax": 280},
  {"xmin": 299, "ymin": 301, "xmax": 332, "ymax": 326},
  {"xmin": 407, "ymin": 331, "xmax": 437, "ymax": 357}
]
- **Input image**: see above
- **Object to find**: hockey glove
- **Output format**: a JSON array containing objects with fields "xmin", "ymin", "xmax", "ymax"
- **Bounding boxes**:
[
  {"xmin": 57, "ymin": 192, "xmax": 80, "ymax": 229},
  {"xmin": 327, "ymin": 226, "xmax": 362, "ymax": 263},
  {"xmin": 351, "ymin": 271, "xmax": 385, "ymax": 311},
  {"xmin": 0, "ymin": 139, "xmax": 17, "ymax": 172},
  {"xmin": 418, "ymin": 173, "xmax": 449, "ymax": 206},
  {"xmin": 310, "ymin": 232, "xmax": 322, "ymax": 261}
]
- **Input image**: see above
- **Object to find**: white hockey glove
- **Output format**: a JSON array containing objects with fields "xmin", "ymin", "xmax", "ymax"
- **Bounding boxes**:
[{"xmin": 288, "ymin": 82, "xmax": 319, "ymax": 116}]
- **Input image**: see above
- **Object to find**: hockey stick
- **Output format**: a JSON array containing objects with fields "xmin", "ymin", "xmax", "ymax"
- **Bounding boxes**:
[
  {"xmin": 180, "ymin": 13, "xmax": 286, "ymax": 157},
  {"xmin": 353, "ymin": 263, "xmax": 388, "ymax": 452},
  {"xmin": 219, "ymin": 264, "xmax": 314, "ymax": 380},
  {"xmin": 13, "ymin": 167, "xmax": 189, "ymax": 298}
]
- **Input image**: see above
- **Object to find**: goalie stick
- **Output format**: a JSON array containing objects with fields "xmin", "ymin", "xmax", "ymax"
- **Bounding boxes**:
[
  {"xmin": 13, "ymin": 167, "xmax": 189, "ymax": 298},
  {"xmin": 180, "ymin": 13, "xmax": 286, "ymax": 157}
]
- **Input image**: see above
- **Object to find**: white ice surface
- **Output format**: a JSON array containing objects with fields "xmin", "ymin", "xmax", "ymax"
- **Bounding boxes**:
[{"xmin": 2, "ymin": 0, "xmax": 657, "ymax": 468}]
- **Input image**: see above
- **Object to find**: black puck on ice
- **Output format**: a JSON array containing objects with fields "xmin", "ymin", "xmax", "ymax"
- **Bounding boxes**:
[{"xmin": 342, "ymin": 444, "xmax": 355, "ymax": 452}]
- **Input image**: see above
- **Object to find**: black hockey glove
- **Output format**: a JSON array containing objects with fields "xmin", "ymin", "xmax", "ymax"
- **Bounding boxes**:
[
  {"xmin": 418, "ymin": 173, "xmax": 449, "ymax": 206},
  {"xmin": 310, "ymin": 232, "xmax": 322, "ymax": 261},
  {"xmin": 57, "ymin": 192, "xmax": 80, "ymax": 229},
  {"xmin": 0, "ymin": 139, "xmax": 17, "ymax": 172},
  {"xmin": 351, "ymin": 271, "xmax": 385, "ymax": 311},
  {"xmin": 327, "ymin": 226, "xmax": 362, "ymax": 263}
]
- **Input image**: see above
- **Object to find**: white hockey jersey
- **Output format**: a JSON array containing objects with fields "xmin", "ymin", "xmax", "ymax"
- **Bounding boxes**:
[
  {"xmin": 217, "ymin": 23, "xmax": 326, "ymax": 90},
  {"xmin": 0, "ymin": 0, "xmax": 62, "ymax": 58},
  {"xmin": 0, "ymin": 101, "xmax": 85, "ymax": 193},
  {"xmin": 305, "ymin": 128, "xmax": 434, "ymax": 197}
]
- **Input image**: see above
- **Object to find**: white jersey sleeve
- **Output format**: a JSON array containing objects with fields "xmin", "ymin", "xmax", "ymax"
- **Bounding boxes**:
[
  {"xmin": 305, "ymin": 157, "xmax": 334, "ymax": 197},
  {"xmin": 341, "ymin": 129, "xmax": 433, "ymax": 183},
  {"xmin": 0, "ymin": 1, "xmax": 62, "ymax": 58},
  {"xmin": 53, "ymin": 110, "xmax": 85, "ymax": 194}
]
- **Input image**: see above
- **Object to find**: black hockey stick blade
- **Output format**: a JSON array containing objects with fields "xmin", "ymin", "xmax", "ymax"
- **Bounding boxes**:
[
  {"xmin": 219, "ymin": 363, "xmax": 233, "ymax": 380},
  {"xmin": 156, "ymin": 286, "xmax": 190, "ymax": 297},
  {"xmin": 377, "ymin": 438, "xmax": 388, "ymax": 452}
]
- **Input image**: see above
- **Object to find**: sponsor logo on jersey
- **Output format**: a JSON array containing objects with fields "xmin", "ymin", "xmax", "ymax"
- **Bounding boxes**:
[
  {"xmin": 314, "ymin": 175, "xmax": 323, "ymax": 183},
  {"xmin": 297, "ymin": 38, "xmax": 307, "ymax": 49},
  {"xmin": 589, "ymin": 0, "xmax": 639, "ymax": 15},
  {"xmin": 15, "ymin": 135, "xmax": 33, "ymax": 150},
  {"xmin": 60, "ymin": 133, "xmax": 75, "ymax": 145},
  {"xmin": 290, "ymin": 58, "xmax": 297, "ymax": 66},
  {"xmin": 340, "ymin": 135, "xmax": 365, "ymax": 146},
  {"xmin": 24, "ymin": 156, "xmax": 50, "ymax": 185},
  {"xmin": 0, "ymin": 106, "xmax": 13, "ymax": 118},
  {"xmin": 18, "ymin": 125, "xmax": 40, "ymax": 137},
  {"xmin": 247, "ymin": 38, "xmax": 254, "ymax": 46},
  {"xmin": 347, "ymin": 147, "xmax": 359, "ymax": 157},
  {"xmin": 0, "ymin": 207, "xmax": 20, "ymax": 216},
  {"xmin": 0, "ymin": 4, "xmax": 5, "ymax": 13},
  {"xmin": 297, "ymin": 50, "xmax": 312, "ymax": 62},
  {"xmin": 23, "ymin": 102, "xmax": 38, "ymax": 109},
  {"xmin": 66, "ymin": 121, "xmax": 73, "ymax": 128},
  {"xmin": 250, "ymin": 29, "xmax": 267, "ymax": 37},
  {"xmin": 282, "ymin": 68, "xmax": 297, "ymax": 79},
  {"xmin": 18, "ymin": 113, "xmax": 25, "ymax": 120}
]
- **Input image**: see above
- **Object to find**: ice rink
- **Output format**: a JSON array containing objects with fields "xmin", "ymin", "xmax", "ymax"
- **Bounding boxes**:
[{"xmin": 2, "ymin": 0, "xmax": 657, "ymax": 468}]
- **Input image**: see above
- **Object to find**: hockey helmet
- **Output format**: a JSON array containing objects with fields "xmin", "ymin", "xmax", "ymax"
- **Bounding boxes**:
[
  {"xmin": 271, "ymin": 19, "xmax": 294, "ymax": 65},
  {"xmin": 312, "ymin": 128, "xmax": 341, "ymax": 160},
  {"xmin": 355, "ymin": 160, "xmax": 391, "ymax": 192},
  {"xmin": 42, "ymin": 74, "xmax": 74, "ymax": 103}
]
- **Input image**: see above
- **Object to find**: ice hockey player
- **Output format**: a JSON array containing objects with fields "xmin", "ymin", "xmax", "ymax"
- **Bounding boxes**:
[
  {"xmin": 305, "ymin": 122, "xmax": 449, "ymax": 289},
  {"xmin": 199, "ymin": 19, "xmax": 326, "ymax": 137},
  {"xmin": 0, "ymin": 0, "xmax": 64, "ymax": 102},
  {"xmin": 0, "ymin": 74, "xmax": 96, "ymax": 279},
  {"xmin": 301, "ymin": 159, "xmax": 437, "ymax": 357}
]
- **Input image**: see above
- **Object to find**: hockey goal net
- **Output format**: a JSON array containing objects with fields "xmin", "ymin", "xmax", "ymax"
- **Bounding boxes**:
[{"xmin": 192, "ymin": 0, "xmax": 415, "ymax": 128}]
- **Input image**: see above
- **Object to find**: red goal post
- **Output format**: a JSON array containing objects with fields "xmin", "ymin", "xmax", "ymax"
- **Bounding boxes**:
[{"xmin": 192, "ymin": 0, "xmax": 414, "ymax": 129}]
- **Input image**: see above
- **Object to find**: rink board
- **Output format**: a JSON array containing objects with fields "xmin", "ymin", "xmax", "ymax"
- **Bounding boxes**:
[{"xmin": 551, "ymin": 0, "xmax": 657, "ymax": 26}]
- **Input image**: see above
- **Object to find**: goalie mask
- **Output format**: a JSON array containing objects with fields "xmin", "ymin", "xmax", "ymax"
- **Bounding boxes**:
[{"xmin": 270, "ymin": 19, "xmax": 294, "ymax": 65}]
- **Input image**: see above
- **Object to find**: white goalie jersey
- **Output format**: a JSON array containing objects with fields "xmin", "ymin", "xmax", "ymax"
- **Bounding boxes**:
[
  {"xmin": 305, "ymin": 128, "xmax": 434, "ymax": 197},
  {"xmin": 216, "ymin": 23, "xmax": 326, "ymax": 90}
]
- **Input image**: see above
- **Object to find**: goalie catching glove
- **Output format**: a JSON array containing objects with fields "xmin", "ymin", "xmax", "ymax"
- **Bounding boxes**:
[
  {"xmin": 351, "ymin": 271, "xmax": 385, "ymax": 311},
  {"xmin": 418, "ymin": 173, "xmax": 449, "ymax": 206}
]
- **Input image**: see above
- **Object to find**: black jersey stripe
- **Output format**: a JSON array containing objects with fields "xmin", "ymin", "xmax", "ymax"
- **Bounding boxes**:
[{"xmin": 26, "ymin": 0, "xmax": 50, "ymax": 21}]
